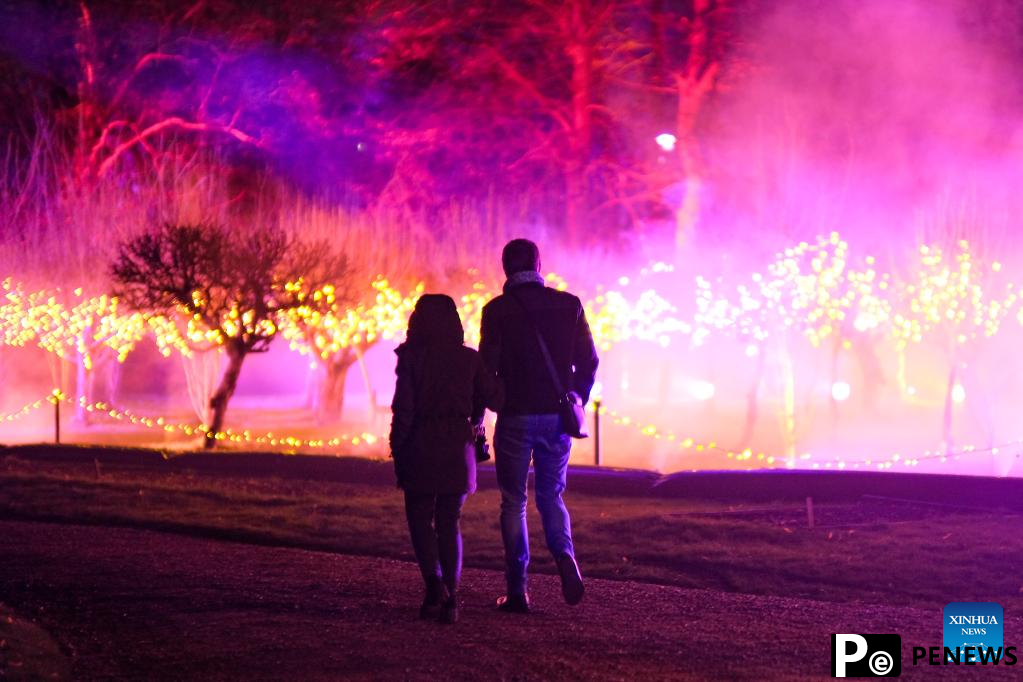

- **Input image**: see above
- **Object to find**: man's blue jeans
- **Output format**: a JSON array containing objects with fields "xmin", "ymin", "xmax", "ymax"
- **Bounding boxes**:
[{"xmin": 494, "ymin": 414, "xmax": 574, "ymax": 596}]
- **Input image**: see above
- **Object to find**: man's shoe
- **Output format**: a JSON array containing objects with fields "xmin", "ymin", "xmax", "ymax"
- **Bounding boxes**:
[
  {"xmin": 439, "ymin": 597, "xmax": 459, "ymax": 624},
  {"xmin": 496, "ymin": 593, "xmax": 530, "ymax": 614},
  {"xmin": 556, "ymin": 554, "xmax": 584, "ymax": 605}
]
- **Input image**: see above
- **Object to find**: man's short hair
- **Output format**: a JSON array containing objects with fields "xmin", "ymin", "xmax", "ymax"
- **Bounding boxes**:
[{"xmin": 502, "ymin": 239, "xmax": 541, "ymax": 276}]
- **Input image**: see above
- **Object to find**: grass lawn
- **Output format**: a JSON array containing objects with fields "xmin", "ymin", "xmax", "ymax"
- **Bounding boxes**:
[{"xmin": 1, "ymin": 452, "xmax": 1021, "ymax": 615}]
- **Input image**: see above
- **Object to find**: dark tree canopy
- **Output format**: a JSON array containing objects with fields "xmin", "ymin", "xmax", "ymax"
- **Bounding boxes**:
[
  {"xmin": 112, "ymin": 223, "xmax": 349, "ymax": 352},
  {"xmin": 111, "ymin": 222, "xmax": 350, "ymax": 446}
]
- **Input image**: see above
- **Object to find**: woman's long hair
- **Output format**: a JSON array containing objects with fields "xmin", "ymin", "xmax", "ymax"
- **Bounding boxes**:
[{"xmin": 398, "ymin": 294, "xmax": 464, "ymax": 352}]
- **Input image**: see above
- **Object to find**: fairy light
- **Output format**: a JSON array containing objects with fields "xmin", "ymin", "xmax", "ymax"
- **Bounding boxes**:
[
  {"xmin": 693, "ymin": 233, "xmax": 889, "ymax": 350},
  {"xmin": 597, "ymin": 402, "xmax": 1020, "ymax": 471},
  {"xmin": 46, "ymin": 393, "xmax": 388, "ymax": 453},
  {"xmin": 458, "ymin": 280, "xmax": 495, "ymax": 348},
  {"xmin": 2, "ymin": 387, "xmax": 1017, "ymax": 471},
  {"xmin": 0, "ymin": 395, "xmax": 52, "ymax": 423},
  {"xmin": 891, "ymin": 241, "xmax": 1017, "ymax": 351},
  {"xmin": 4, "ymin": 234, "xmax": 1023, "ymax": 471},
  {"xmin": 585, "ymin": 288, "xmax": 692, "ymax": 351},
  {"xmin": 5, "ymin": 267, "xmax": 701, "ymax": 375},
  {"xmin": 282, "ymin": 277, "xmax": 422, "ymax": 359},
  {"xmin": 0, "ymin": 279, "xmax": 152, "ymax": 366},
  {"xmin": 456, "ymin": 271, "xmax": 693, "ymax": 351}
]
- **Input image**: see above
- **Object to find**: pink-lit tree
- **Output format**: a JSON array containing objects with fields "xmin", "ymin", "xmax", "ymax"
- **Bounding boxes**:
[{"xmin": 362, "ymin": 0, "xmax": 657, "ymax": 244}]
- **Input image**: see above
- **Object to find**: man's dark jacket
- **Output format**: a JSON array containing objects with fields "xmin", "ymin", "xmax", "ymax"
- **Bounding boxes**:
[{"xmin": 480, "ymin": 279, "xmax": 599, "ymax": 416}]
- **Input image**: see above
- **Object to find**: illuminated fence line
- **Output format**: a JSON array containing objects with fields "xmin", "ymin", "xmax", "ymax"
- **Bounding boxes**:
[
  {"xmin": 8, "ymin": 391, "xmax": 1017, "ymax": 469},
  {"xmin": 0, "ymin": 395, "xmax": 53, "ymax": 423},
  {"xmin": 2, "ymin": 392, "xmax": 387, "ymax": 453},
  {"xmin": 7, "ymin": 392, "xmax": 1018, "ymax": 472},
  {"xmin": 74, "ymin": 395, "xmax": 387, "ymax": 451},
  {"xmin": 593, "ymin": 404, "xmax": 1020, "ymax": 471}
]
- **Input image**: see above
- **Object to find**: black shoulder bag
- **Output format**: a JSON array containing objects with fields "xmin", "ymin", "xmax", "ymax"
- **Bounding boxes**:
[{"xmin": 508, "ymin": 290, "xmax": 589, "ymax": 439}]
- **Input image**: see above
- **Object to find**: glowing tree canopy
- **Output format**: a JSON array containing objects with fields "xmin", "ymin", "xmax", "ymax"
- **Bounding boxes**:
[
  {"xmin": 888, "ymin": 241, "xmax": 1019, "ymax": 449},
  {"xmin": 282, "ymin": 277, "xmax": 422, "ymax": 423}
]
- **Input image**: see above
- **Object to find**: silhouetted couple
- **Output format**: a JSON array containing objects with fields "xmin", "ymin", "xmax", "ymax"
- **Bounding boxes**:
[{"xmin": 389, "ymin": 239, "xmax": 599, "ymax": 623}]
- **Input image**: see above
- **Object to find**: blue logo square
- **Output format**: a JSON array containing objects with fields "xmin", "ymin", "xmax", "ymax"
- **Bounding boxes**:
[{"xmin": 943, "ymin": 602, "xmax": 1003, "ymax": 663}]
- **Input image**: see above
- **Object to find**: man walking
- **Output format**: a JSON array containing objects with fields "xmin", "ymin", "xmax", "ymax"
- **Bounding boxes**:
[{"xmin": 480, "ymin": 239, "xmax": 599, "ymax": 613}]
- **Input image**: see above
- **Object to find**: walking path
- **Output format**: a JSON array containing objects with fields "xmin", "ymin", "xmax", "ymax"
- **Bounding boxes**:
[{"xmin": 0, "ymin": 520, "xmax": 1018, "ymax": 680}]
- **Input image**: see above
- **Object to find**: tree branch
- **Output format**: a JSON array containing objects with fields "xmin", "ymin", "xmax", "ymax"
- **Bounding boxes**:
[
  {"xmin": 96, "ymin": 117, "xmax": 261, "ymax": 177},
  {"xmin": 109, "ymin": 52, "xmax": 193, "ymax": 111}
]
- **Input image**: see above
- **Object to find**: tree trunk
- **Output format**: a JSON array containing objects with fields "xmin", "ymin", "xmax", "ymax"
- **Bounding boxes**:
[
  {"xmin": 895, "ymin": 346, "xmax": 908, "ymax": 398},
  {"xmin": 205, "ymin": 345, "xmax": 246, "ymax": 449},
  {"xmin": 736, "ymin": 347, "xmax": 766, "ymax": 451},
  {"xmin": 565, "ymin": 0, "xmax": 593, "ymax": 246},
  {"xmin": 183, "ymin": 349, "xmax": 221, "ymax": 425},
  {"xmin": 674, "ymin": 146, "xmax": 702, "ymax": 252},
  {"xmin": 73, "ymin": 348, "xmax": 89, "ymax": 426},
  {"xmin": 777, "ymin": 345, "xmax": 797, "ymax": 465},
  {"xmin": 304, "ymin": 362, "xmax": 320, "ymax": 411},
  {"xmin": 105, "ymin": 357, "xmax": 122, "ymax": 406},
  {"xmin": 829, "ymin": 336, "xmax": 842, "ymax": 428},
  {"xmin": 318, "ymin": 350, "xmax": 357, "ymax": 425},
  {"xmin": 673, "ymin": 0, "xmax": 715, "ymax": 252},
  {"xmin": 353, "ymin": 344, "xmax": 382, "ymax": 423},
  {"xmin": 855, "ymin": 339, "xmax": 884, "ymax": 412},
  {"xmin": 565, "ymin": 163, "xmax": 585, "ymax": 246},
  {"xmin": 942, "ymin": 359, "xmax": 958, "ymax": 455}
]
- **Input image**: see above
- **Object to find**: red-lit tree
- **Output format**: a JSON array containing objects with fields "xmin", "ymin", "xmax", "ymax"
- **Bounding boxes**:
[
  {"xmin": 360, "ymin": 0, "xmax": 628, "ymax": 244},
  {"xmin": 603, "ymin": 0, "xmax": 735, "ymax": 250}
]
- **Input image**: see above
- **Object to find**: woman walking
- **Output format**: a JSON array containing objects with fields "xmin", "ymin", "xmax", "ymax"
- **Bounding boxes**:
[{"xmin": 390, "ymin": 294, "xmax": 503, "ymax": 623}]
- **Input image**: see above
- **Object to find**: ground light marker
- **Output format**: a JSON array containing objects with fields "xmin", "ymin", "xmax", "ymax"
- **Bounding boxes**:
[{"xmin": 49, "ymin": 389, "xmax": 62, "ymax": 444}]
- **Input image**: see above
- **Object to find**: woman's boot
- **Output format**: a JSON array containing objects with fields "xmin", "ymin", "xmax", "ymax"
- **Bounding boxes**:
[
  {"xmin": 419, "ymin": 576, "xmax": 447, "ymax": 619},
  {"xmin": 439, "ymin": 594, "xmax": 459, "ymax": 624}
]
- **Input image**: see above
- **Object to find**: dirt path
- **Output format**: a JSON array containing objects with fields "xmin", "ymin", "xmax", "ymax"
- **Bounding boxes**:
[{"xmin": 0, "ymin": 520, "xmax": 1018, "ymax": 681}]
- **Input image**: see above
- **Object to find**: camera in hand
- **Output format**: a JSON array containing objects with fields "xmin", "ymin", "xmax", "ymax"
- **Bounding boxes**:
[{"xmin": 473, "ymin": 423, "xmax": 490, "ymax": 463}]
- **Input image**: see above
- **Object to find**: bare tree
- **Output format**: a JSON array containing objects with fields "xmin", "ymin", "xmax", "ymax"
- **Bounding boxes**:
[{"xmin": 111, "ymin": 223, "xmax": 350, "ymax": 447}]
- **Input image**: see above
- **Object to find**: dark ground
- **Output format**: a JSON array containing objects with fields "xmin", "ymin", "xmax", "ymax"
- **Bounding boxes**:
[
  {"xmin": 1, "ymin": 520, "xmax": 1021, "ymax": 681},
  {"xmin": 5, "ymin": 452, "xmax": 1023, "ymax": 616}
]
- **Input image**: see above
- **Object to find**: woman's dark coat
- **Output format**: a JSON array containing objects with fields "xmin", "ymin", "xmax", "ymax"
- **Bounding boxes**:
[{"xmin": 390, "ymin": 295, "xmax": 504, "ymax": 495}]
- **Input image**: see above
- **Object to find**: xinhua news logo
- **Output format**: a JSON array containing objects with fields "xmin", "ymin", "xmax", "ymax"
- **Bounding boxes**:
[
  {"xmin": 831, "ymin": 634, "xmax": 901, "ymax": 677},
  {"xmin": 943, "ymin": 602, "xmax": 1003, "ymax": 663}
]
